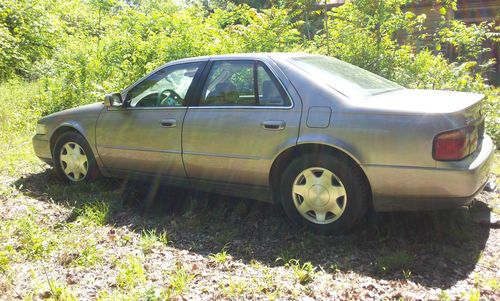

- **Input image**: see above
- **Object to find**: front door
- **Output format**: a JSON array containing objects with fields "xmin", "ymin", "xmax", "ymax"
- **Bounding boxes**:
[
  {"xmin": 96, "ymin": 62, "xmax": 203, "ymax": 178},
  {"xmin": 182, "ymin": 59, "xmax": 301, "ymax": 186}
]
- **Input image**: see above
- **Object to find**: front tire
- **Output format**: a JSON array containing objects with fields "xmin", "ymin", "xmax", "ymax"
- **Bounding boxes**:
[
  {"xmin": 279, "ymin": 152, "xmax": 368, "ymax": 235},
  {"xmin": 53, "ymin": 131, "xmax": 99, "ymax": 182}
]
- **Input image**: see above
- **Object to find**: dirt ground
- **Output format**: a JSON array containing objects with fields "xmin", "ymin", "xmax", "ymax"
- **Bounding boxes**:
[{"xmin": 0, "ymin": 167, "xmax": 499, "ymax": 300}]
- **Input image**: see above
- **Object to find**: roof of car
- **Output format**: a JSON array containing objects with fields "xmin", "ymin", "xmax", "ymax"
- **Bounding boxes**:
[{"xmin": 171, "ymin": 52, "xmax": 313, "ymax": 64}]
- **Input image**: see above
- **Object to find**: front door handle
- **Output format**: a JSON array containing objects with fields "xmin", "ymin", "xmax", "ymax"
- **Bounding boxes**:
[
  {"xmin": 261, "ymin": 120, "xmax": 286, "ymax": 131},
  {"xmin": 160, "ymin": 119, "xmax": 176, "ymax": 128}
]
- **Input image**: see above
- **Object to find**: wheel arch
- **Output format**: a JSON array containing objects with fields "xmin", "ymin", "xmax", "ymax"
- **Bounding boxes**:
[
  {"xmin": 49, "ymin": 124, "xmax": 86, "ymax": 156},
  {"xmin": 269, "ymin": 143, "xmax": 372, "ymax": 206}
]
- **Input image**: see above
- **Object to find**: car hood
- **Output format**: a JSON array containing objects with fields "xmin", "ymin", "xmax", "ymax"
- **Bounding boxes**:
[
  {"xmin": 41, "ymin": 102, "xmax": 105, "ymax": 121},
  {"xmin": 349, "ymin": 89, "xmax": 484, "ymax": 114}
]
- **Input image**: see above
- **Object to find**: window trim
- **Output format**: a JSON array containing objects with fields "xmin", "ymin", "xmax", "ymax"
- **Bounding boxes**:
[
  {"xmin": 253, "ymin": 61, "xmax": 259, "ymax": 105},
  {"xmin": 119, "ymin": 61, "xmax": 207, "ymax": 110},
  {"xmin": 191, "ymin": 59, "xmax": 294, "ymax": 110}
]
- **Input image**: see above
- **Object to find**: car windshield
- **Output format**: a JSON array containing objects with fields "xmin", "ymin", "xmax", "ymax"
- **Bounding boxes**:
[{"xmin": 289, "ymin": 56, "xmax": 404, "ymax": 98}]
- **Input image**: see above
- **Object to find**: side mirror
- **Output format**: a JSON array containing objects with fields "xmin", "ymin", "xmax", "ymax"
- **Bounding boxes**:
[{"xmin": 104, "ymin": 93, "xmax": 123, "ymax": 107}]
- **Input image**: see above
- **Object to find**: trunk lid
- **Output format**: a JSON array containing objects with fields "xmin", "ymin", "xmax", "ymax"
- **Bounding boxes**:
[
  {"xmin": 357, "ymin": 89, "xmax": 484, "ymax": 115},
  {"xmin": 353, "ymin": 89, "xmax": 486, "ymax": 158}
]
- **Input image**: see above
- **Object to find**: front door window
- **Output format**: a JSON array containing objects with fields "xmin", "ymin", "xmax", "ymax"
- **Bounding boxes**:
[{"xmin": 126, "ymin": 63, "xmax": 200, "ymax": 108}]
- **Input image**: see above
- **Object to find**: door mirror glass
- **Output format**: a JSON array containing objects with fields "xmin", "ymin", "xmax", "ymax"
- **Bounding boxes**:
[{"xmin": 104, "ymin": 93, "xmax": 123, "ymax": 107}]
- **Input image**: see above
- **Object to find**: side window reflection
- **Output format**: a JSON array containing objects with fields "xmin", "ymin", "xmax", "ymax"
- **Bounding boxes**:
[
  {"xmin": 126, "ymin": 63, "xmax": 200, "ymax": 108},
  {"xmin": 200, "ymin": 61, "xmax": 290, "ymax": 107}
]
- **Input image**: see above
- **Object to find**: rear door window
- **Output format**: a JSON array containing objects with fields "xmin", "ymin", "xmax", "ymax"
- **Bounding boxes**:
[{"xmin": 200, "ymin": 60, "xmax": 290, "ymax": 107}]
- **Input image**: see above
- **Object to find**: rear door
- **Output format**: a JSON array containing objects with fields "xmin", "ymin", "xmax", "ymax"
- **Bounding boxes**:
[
  {"xmin": 95, "ymin": 62, "xmax": 204, "ymax": 178},
  {"xmin": 182, "ymin": 58, "xmax": 302, "ymax": 187}
]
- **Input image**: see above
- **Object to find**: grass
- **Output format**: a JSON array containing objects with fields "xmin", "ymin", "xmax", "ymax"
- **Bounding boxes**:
[
  {"xmin": 438, "ymin": 290, "xmax": 451, "ymax": 301},
  {"xmin": 73, "ymin": 200, "xmax": 111, "ymax": 226},
  {"xmin": 0, "ymin": 81, "xmax": 43, "ymax": 176},
  {"xmin": 0, "ymin": 248, "xmax": 11, "ymax": 271},
  {"xmin": 220, "ymin": 276, "xmax": 248, "ymax": 298},
  {"xmin": 46, "ymin": 280, "xmax": 78, "ymax": 301},
  {"xmin": 276, "ymin": 243, "xmax": 302, "ymax": 264},
  {"xmin": 484, "ymin": 152, "xmax": 500, "ymax": 215},
  {"xmin": 1, "ymin": 201, "xmax": 109, "ymax": 270},
  {"xmin": 284, "ymin": 259, "xmax": 316, "ymax": 285},
  {"xmin": 209, "ymin": 245, "xmax": 231, "ymax": 265},
  {"xmin": 214, "ymin": 229, "xmax": 235, "ymax": 245},
  {"xmin": 0, "ymin": 79, "xmax": 499, "ymax": 300},
  {"xmin": 71, "ymin": 245, "xmax": 104, "ymax": 267},
  {"xmin": 140, "ymin": 228, "xmax": 168, "ymax": 254},
  {"xmin": 275, "ymin": 233, "xmax": 322, "ymax": 265},
  {"xmin": 493, "ymin": 153, "xmax": 500, "ymax": 178},
  {"xmin": 10, "ymin": 211, "xmax": 54, "ymax": 259},
  {"xmin": 375, "ymin": 250, "xmax": 414, "ymax": 275},
  {"xmin": 115, "ymin": 256, "xmax": 146, "ymax": 289},
  {"xmin": 97, "ymin": 290, "xmax": 143, "ymax": 301},
  {"xmin": 484, "ymin": 278, "xmax": 499, "ymax": 291},
  {"xmin": 464, "ymin": 289, "xmax": 481, "ymax": 301},
  {"xmin": 162, "ymin": 264, "xmax": 194, "ymax": 298}
]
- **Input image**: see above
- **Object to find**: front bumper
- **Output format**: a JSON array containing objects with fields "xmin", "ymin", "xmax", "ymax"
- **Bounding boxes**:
[
  {"xmin": 32, "ymin": 134, "xmax": 53, "ymax": 165},
  {"xmin": 365, "ymin": 134, "xmax": 496, "ymax": 212}
]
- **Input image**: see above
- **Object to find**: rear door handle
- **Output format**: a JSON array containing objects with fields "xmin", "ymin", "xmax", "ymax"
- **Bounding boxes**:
[
  {"xmin": 160, "ymin": 119, "xmax": 176, "ymax": 128},
  {"xmin": 261, "ymin": 120, "xmax": 286, "ymax": 131}
]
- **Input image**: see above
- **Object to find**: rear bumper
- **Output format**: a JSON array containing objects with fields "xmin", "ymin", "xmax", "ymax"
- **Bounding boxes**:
[
  {"xmin": 365, "ymin": 134, "xmax": 495, "ymax": 212},
  {"xmin": 372, "ymin": 181, "xmax": 488, "ymax": 211},
  {"xmin": 32, "ymin": 134, "xmax": 53, "ymax": 165}
]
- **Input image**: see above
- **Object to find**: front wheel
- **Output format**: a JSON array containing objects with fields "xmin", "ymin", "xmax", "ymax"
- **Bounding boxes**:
[
  {"xmin": 53, "ymin": 132, "xmax": 99, "ymax": 182},
  {"xmin": 279, "ymin": 153, "xmax": 368, "ymax": 235}
]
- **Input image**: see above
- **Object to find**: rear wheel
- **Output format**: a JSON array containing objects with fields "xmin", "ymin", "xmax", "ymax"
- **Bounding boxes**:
[
  {"xmin": 53, "ymin": 132, "xmax": 99, "ymax": 182},
  {"xmin": 279, "ymin": 152, "xmax": 368, "ymax": 235}
]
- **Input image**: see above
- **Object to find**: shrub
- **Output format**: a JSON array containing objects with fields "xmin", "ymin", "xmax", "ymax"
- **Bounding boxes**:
[{"xmin": 1, "ymin": 0, "xmax": 498, "ymax": 144}]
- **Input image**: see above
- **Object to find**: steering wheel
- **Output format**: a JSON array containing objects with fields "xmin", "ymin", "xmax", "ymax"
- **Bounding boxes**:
[{"xmin": 157, "ymin": 88, "xmax": 182, "ymax": 107}]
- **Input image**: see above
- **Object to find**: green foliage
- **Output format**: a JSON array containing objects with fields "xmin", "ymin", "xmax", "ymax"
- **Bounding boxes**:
[
  {"xmin": 483, "ymin": 88, "xmax": 500, "ymax": 145},
  {"xmin": 438, "ymin": 20, "xmax": 492, "ymax": 63},
  {"xmin": 464, "ymin": 289, "xmax": 481, "ymax": 301},
  {"xmin": 0, "ymin": 0, "xmax": 62, "ymax": 81},
  {"xmin": 21, "ymin": 1, "xmax": 301, "ymax": 116},
  {"xmin": 284, "ymin": 259, "xmax": 316, "ymax": 285},
  {"xmin": 11, "ymin": 212, "xmax": 54, "ymax": 259},
  {"xmin": 140, "ymin": 228, "xmax": 169, "ymax": 254},
  {"xmin": 73, "ymin": 201, "xmax": 111, "ymax": 226},
  {"xmin": 311, "ymin": 0, "xmax": 427, "ymax": 78},
  {"xmin": 46, "ymin": 280, "xmax": 78, "ymax": 301},
  {"xmin": 116, "ymin": 255, "xmax": 146, "ymax": 289},
  {"xmin": 162, "ymin": 264, "xmax": 195, "ymax": 298},
  {"xmin": 0, "ymin": 0, "xmax": 498, "ymax": 146},
  {"xmin": 308, "ymin": 0, "xmax": 498, "ymax": 144},
  {"xmin": 310, "ymin": 0, "xmax": 494, "ymax": 90},
  {"xmin": 0, "ymin": 244, "xmax": 15, "ymax": 272},
  {"xmin": 0, "ymin": 81, "xmax": 42, "ymax": 175},
  {"xmin": 220, "ymin": 276, "xmax": 248, "ymax": 298},
  {"xmin": 438, "ymin": 290, "xmax": 451, "ymax": 301},
  {"xmin": 209, "ymin": 245, "xmax": 230, "ymax": 264}
]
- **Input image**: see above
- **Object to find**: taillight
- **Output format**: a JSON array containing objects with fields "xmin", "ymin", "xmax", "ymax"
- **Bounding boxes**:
[{"xmin": 433, "ymin": 128, "xmax": 469, "ymax": 161}]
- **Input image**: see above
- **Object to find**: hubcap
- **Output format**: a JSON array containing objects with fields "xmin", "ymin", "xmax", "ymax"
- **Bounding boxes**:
[
  {"xmin": 292, "ymin": 167, "xmax": 347, "ymax": 224},
  {"xmin": 59, "ymin": 142, "xmax": 88, "ymax": 181}
]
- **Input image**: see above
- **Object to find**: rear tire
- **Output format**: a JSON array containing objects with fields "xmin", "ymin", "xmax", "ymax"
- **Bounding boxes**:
[
  {"xmin": 279, "ymin": 152, "xmax": 368, "ymax": 235},
  {"xmin": 53, "ymin": 131, "xmax": 99, "ymax": 183}
]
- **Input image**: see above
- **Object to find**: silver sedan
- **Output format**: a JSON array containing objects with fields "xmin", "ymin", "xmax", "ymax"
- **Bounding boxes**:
[{"xmin": 33, "ymin": 53, "xmax": 495, "ymax": 234}]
